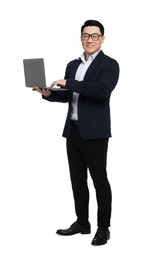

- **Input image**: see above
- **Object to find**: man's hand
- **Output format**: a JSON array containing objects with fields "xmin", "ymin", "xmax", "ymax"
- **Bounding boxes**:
[
  {"xmin": 51, "ymin": 79, "xmax": 67, "ymax": 88},
  {"xmin": 32, "ymin": 86, "xmax": 51, "ymax": 96}
]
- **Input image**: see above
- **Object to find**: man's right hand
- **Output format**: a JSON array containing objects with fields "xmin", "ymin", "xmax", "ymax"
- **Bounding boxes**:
[{"xmin": 32, "ymin": 86, "xmax": 51, "ymax": 96}]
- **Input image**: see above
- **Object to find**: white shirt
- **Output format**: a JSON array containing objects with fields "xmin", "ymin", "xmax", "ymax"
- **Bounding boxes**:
[{"xmin": 70, "ymin": 51, "xmax": 100, "ymax": 121}]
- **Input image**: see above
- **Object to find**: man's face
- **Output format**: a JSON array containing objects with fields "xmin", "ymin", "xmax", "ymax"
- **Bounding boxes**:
[{"xmin": 81, "ymin": 26, "xmax": 105, "ymax": 58}]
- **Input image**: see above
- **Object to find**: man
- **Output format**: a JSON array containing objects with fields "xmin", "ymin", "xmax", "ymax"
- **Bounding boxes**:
[{"xmin": 33, "ymin": 20, "xmax": 119, "ymax": 246}]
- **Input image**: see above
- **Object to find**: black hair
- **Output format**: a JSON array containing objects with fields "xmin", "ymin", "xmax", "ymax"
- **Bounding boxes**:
[{"xmin": 81, "ymin": 20, "xmax": 105, "ymax": 35}]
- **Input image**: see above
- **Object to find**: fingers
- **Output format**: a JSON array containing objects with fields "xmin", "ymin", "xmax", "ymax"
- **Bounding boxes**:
[
  {"xmin": 51, "ymin": 80, "xmax": 66, "ymax": 87},
  {"xmin": 32, "ymin": 86, "xmax": 51, "ymax": 96},
  {"xmin": 32, "ymin": 86, "xmax": 40, "ymax": 91},
  {"xmin": 50, "ymin": 81, "xmax": 56, "ymax": 87},
  {"xmin": 32, "ymin": 86, "xmax": 43, "ymax": 93}
]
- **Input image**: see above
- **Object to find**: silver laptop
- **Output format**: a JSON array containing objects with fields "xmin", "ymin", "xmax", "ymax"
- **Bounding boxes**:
[{"xmin": 23, "ymin": 58, "xmax": 67, "ymax": 91}]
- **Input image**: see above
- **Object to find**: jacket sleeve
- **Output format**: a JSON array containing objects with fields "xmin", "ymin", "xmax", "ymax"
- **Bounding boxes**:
[
  {"xmin": 42, "ymin": 90, "xmax": 69, "ymax": 103},
  {"xmin": 66, "ymin": 58, "xmax": 119, "ymax": 100}
]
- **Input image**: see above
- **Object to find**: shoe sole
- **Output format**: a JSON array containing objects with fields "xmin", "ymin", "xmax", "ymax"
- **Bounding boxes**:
[
  {"xmin": 56, "ymin": 229, "xmax": 91, "ymax": 236},
  {"xmin": 81, "ymin": 230, "xmax": 91, "ymax": 234}
]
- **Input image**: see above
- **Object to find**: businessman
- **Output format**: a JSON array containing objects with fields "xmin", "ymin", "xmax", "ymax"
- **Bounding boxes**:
[{"xmin": 33, "ymin": 19, "xmax": 119, "ymax": 246}]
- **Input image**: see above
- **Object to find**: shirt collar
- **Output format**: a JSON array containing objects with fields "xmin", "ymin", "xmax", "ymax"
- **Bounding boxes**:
[{"xmin": 77, "ymin": 50, "xmax": 101, "ymax": 63}]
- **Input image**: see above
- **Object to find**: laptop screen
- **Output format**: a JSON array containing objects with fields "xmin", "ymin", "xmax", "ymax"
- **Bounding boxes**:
[{"xmin": 23, "ymin": 58, "xmax": 46, "ymax": 88}]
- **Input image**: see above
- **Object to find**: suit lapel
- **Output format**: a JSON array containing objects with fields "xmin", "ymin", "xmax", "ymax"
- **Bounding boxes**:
[
  {"xmin": 84, "ymin": 51, "xmax": 104, "ymax": 80},
  {"xmin": 70, "ymin": 59, "xmax": 82, "ymax": 78}
]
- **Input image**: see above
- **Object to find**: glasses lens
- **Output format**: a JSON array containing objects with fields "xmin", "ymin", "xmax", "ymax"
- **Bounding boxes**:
[
  {"xmin": 82, "ymin": 34, "xmax": 89, "ymax": 40},
  {"xmin": 91, "ymin": 34, "xmax": 99, "ymax": 41}
]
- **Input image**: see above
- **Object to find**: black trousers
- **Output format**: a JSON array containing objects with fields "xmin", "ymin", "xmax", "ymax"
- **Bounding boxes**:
[{"xmin": 66, "ymin": 121, "xmax": 112, "ymax": 229}]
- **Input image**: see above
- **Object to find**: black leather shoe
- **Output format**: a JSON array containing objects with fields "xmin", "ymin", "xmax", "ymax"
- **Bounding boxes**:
[
  {"xmin": 91, "ymin": 227, "xmax": 110, "ymax": 246},
  {"xmin": 56, "ymin": 221, "xmax": 91, "ymax": 236}
]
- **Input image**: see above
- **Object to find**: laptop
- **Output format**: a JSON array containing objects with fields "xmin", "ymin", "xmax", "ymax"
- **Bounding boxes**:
[{"xmin": 23, "ymin": 58, "xmax": 68, "ymax": 91}]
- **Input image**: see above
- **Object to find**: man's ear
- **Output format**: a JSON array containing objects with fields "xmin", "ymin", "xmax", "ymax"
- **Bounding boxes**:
[{"xmin": 101, "ymin": 35, "xmax": 105, "ymax": 44}]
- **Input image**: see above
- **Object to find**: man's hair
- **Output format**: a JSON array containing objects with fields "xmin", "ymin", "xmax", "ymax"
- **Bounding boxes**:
[{"xmin": 81, "ymin": 20, "xmax": 105, "ymax": 35}]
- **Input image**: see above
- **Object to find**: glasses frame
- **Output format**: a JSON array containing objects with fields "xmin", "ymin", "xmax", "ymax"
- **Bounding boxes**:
[{"xmin": 81, "ymin": 33, "xmax": 103, "ymax": 41}]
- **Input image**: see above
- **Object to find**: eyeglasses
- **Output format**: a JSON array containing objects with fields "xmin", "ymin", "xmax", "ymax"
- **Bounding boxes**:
[{"xmin": 81, "ymin": 33, "xmax": 102, "ymax": 41}]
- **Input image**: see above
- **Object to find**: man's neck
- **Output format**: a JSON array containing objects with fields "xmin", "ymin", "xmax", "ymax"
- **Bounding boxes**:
[{"xmin": 84, "ymin": 50, "xmax": 101, "ymax": 61}]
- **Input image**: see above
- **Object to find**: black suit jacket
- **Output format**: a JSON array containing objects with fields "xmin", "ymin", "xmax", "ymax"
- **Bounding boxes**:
[{"xmin": 43, "ymin": 51, "xmax": 119, "ymax": 140}]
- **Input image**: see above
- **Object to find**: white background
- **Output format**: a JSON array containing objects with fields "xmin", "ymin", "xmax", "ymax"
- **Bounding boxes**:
[{"xmin": 0, "ymin": 0, "xmax": 162, "ymax": 259}]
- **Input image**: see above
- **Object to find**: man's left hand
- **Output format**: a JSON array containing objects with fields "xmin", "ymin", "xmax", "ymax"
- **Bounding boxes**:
[{"xmin": 51, "ymin": 79, "xmax": 67, "ymax": 88}]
